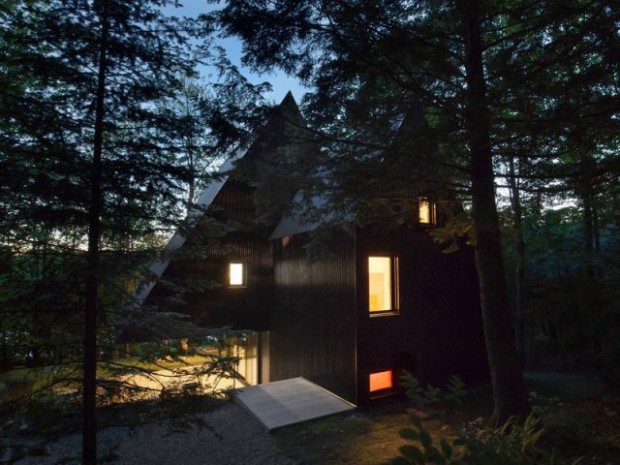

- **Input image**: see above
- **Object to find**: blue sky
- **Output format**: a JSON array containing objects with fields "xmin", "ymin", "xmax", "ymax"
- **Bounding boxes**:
[{"xmin": 164, "ymin": 1, "xmax": 308, "ymax": 104}]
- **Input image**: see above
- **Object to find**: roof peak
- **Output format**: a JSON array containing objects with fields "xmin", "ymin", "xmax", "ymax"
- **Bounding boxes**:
[{"xmin": 278, "ymin": 90, "xmax": 300, "ymax": 112}]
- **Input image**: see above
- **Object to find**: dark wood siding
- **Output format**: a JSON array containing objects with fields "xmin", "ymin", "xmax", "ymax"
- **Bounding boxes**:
[
  {"xmin": 356, "ymin": 225, "xmax": 488, "ymax": 403},
  {"xmin": 149, "ymin": 180, "xmax": 274, "ymax": 331},
  {"xmin": 269, "ymin": 230, "xmax": 357, "ymax": 403},
  {"xmin": 140, "ymin": 93, "xmax": 318, "ymax": 341}
]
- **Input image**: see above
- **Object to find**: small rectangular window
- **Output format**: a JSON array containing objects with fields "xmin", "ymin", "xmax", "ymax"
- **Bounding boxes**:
[
  {"xmin": 369, "ymin": 370, "xmax": 393, "ymax": 392},
  {"xmin": 419, "ymin": 198, "xmax": 437, "ymax": 225},
  {"xmin": 229, "ymin": 262, "xmax": 245, "ymax": 287},
  {"xmin": 368, "ymin": 256, "xmax": 399, "ymax": 314}
]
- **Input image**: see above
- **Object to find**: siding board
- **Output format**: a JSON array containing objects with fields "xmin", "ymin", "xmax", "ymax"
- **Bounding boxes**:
[
  {"xmin": 148, "ymin": 179, "xmax": 274, "ymax": 331},
  {"xmin": 356, "ymin": 225, "xmax": 488, "ymax": 403},
  {"xmin": 269, "ymin": 231, "xmax": 357, "ymax": 403}
]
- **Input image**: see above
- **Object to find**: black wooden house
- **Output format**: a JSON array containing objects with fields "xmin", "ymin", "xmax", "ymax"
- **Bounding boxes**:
[{"xmin": 139, "ymin": 93, "xmax": 488, "ymax": 405}]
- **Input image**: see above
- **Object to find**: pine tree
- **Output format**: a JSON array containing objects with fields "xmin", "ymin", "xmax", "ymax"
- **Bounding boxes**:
[
  {"xmin": 213, "ymin": 0, "xmax": 618, "ymax": 423},
  {"xmin": 1, "ymin": 1, "xmax": 266, "ymax": 462}
]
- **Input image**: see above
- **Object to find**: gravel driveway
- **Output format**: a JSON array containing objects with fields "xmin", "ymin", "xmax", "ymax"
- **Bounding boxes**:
[{"xmin": 12, "ymin": 403, "xmax": 297, "ymax": 465}]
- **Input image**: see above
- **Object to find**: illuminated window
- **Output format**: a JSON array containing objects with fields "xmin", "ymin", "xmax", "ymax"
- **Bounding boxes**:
[
  {"xmin": 229, "ymin": 262, "xmax": 245, "ymax": 287},
  {"xmin": 368, "ymin": 256, "xmax": 398, "ymax": 314},
  {"xmin": 369, "ymin": 370, "xmax": 393, "ymax": 392},
  {"xmin": 419, "ymin": 198, "xmax": 437, "ymax": 225}
]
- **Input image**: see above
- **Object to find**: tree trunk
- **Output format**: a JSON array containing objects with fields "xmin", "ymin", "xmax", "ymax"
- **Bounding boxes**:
[
  {"xmin": 508, "ymin": 157, "xmax": 526, "ymax": 366},
  {"xmin": 83, "ymin": 1, "xmax": 109, "ymax": 464},
  {"xmin": 188, "ymin": 173, "xmax": 195, "ymax": 208},
  {"xmin": 459, "ymin": 0, "xmax": 529, "ymax": 425},
  {"xmin": 0, "ymin": 313, "xmax": 6, "ymax": 369},
  {"xmin": 579, "ymin": 150, "xmax": 596, "ymax": 278},
  {"xmin": 592, "ymin": 194, "xmax": 600, "ymax": 252}
]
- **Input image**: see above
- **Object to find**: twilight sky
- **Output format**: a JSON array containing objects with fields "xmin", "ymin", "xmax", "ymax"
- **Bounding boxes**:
[{"xmin": 164, "ymin": 1, "xmax": 308, "ymax": 104}]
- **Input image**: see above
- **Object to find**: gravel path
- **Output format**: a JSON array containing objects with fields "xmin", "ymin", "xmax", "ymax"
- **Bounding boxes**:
[{"xmin": 12, "ymin": 403, "xmax": 297, "ymax": 465}]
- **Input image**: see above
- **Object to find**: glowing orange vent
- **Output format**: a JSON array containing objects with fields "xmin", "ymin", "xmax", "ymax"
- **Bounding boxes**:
[{"xmin": 369, "ymin": 370, "xmax": 393, "ymax": 392}]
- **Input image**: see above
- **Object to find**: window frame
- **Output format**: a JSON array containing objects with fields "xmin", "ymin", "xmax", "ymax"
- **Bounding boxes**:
[
  {"xmin": 228, "ymin": 262, "xmax": 247, "ymax": 288},
  {"xmin": 369, "ymin": 369, "xmax": 394, "ymax": 393},
  {"xmin": 367, "ymin": 255, "xmax": 400, "ymax": 317},
  {"xmin": 418, "ymin": 197, "xmax": 437, "ymax": 226}
]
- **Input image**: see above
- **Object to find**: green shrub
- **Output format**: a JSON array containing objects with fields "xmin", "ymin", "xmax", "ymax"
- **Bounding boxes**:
[
  {"xmin": 391, "ymin": 411, "xmax": 581, "ymax": 465},
  {"xmin": 400, "ymin": 371, "xmax": 458, "ymax": 409},
  {"xmin": 389, "ymin": 373, "xmax": 582, "ymax": 465},
  {"xmin": 445, "ymin": 376, "xmax": 466, "ymax": 408}
]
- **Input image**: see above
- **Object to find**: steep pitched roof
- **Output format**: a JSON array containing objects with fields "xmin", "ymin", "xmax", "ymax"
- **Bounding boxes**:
[
  {"xmin": 132, "ymin": 92, "xmax": 305, "ymax": 307},
  {"xmin": 132, "ymin": 149, "xmax": 245, "ymax": 306},
  {"xmin": 269, "ymin": 192, "xmax": 330, "ymax": 239},
  {"xmin": 269, "ymin": 102, "xmax": 428, "ymax": 239}
]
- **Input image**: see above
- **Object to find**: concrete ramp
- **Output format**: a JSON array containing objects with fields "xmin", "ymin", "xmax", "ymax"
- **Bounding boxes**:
[{"xmin": 235, "ymin": 377, "xmax": 355, "ymax": 430}]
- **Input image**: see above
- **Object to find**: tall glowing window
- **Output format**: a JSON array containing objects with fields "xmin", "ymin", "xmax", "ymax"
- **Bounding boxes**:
[
  {"xmin": 229, "ymin": 262, "xmax": 245, "ymax": 287},
  {"xmin": 368, "ymin": 256, "xmax": 398, "ymax": 313},
  {"xmin": 369, "ymin": 370, "xmax": 394, "ymax": 392},
  {"xmin": 419, "ymin": 198, "xmax": 437, "ymax": 225}
]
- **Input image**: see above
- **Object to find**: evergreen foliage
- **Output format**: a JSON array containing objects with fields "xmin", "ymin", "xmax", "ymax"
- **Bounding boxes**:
[
  {"xmin": 1, "ymin": 1, "xmax": 267, "ymax": 462},
  {"xmin": 392, "ymin": 373, "xmax": 582, "ymax": 465},
  {"xmin": 212, "ymin": 0, "xmax": 619, "ymax": 423}
]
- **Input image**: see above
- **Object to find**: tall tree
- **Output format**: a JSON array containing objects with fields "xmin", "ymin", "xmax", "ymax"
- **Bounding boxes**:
[
  {"xmin": 213, "ymin": 0, "xmax": 618, "ymax": 423},
  {"xmin": 1, "ymin": 1, "xmax": 265, "ymax": 462},
  {"xmin": 506, "ymin": 157, "xmax": 527, "ymax": 363},
  {"xmin": 459, "ymin": 0, "xmax": 528, "ymax": 422},
  {"xmin": 83, "ymin": 0, "xmax": 109, "ymax": 458}
]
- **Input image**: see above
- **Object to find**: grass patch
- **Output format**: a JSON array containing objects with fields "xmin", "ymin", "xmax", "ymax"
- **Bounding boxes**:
[
  {"xmin": 102, "ymin": 353, "xmax": 218, "ymax": 373},
  {"xmin": 0, "ymin": 354, "xmax": 217, "ymax": 397},
  {"xmin": 0, "ymin": 353, "xmax": 228, "ymax": 436},
  {"xmin": 0, "ymin": 364, "xmax": 81, "ymax": 405}
]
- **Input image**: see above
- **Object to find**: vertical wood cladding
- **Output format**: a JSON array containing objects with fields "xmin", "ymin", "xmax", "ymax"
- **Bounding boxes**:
[
  {"xmin": 154, "ymin": 180, "xmax": 274, "ymax": 331},
  {"xmin": 356, "ymin": 225, "xmax": 488, "ymax": 403},
  {"xmin": 266, "ymin": 224, "xmax": 486, "ymax": 405},
  {"xmin": 142, "ymin": 94, "xmax": 486, "ymax": 406},
  {"xmin": 269, "ymin": 230, "xmax": 357, "ymax": 403},
  {"xmin": 147, "ymin": 95, "xmax": 317, "ymax": 337}
]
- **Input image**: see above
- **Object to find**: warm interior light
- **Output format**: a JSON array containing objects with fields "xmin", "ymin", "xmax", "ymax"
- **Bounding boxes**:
[
  {"xmin": 229, "ymin": 262, "xmax": 244, "ymax": 286},
  {"xmin": 419, "ymin": 198, "xmax": 437, "ymax": 225},
  {"xmin": 368, "ymin": 257, "xmax": 392, "ymax": 312},
  {"xmin": 369, "ymin": 370, "xmax": 393, "ymax": 392},
  {"xmin": 419, "ymin": 198, "xmax": 431, "ymax": 224}
]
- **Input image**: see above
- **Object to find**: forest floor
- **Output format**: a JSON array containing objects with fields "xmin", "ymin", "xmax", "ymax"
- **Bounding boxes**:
[
  {"xmin": 2, "ymin": 396, "xmax": 295, "ymax": 465},
  {"xmin": 275, "ymin": 371, "xmax": 620, "ymax": 464},
  {"xmin": 2, "ymin": 371, "xmax": 619, "ymax": 465}
]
